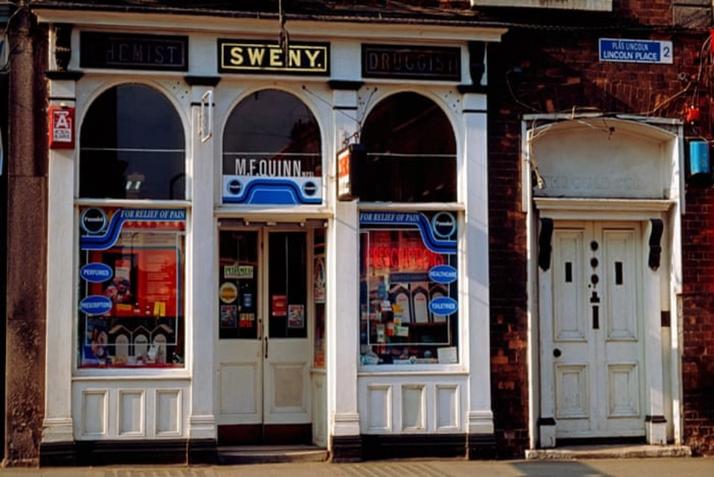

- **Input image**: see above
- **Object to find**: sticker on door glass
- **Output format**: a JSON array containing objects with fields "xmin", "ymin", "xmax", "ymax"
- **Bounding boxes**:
[
  {"xmin": 220, "ymin": 305, "xmax": 238, "ymax": 328},
  {"xmin": 219, "ymin": 282, "xmax": 238, "ymax": 304},
  {"xmin": 272, "ymin": 294, "xmax": 287, "ymax": 316},
  {"xmin": 288, "ymin": 304, "xmax": 305, "ymax": 328},
  {"xmin": 224, "ymin": 264, "xmax": 254, "ymax": 279}
]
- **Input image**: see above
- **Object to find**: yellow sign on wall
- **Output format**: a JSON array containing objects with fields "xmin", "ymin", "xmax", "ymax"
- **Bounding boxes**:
[{"xmin": 218, "ymin": 39, "xmax": 329, "ymax": 75}]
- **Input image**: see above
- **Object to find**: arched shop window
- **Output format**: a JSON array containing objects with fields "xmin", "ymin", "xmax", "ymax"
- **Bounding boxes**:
[
  {"xmin": 222, "ymin": 89, "xmax": 322, "ymax": 205},
  {"xmin": 360, "ymin": 92, "xmax": 456, "ymax": 203},
  {"xmin": 80, "ymin": 84, "xmax": 185, "ymax": 200},
  {"xmin": 359, "ymin": 93, "xmax": 459, "ymax": 367},
  {"xmin": 77, "ymin": 84, "xmax": 186, "ymax": 369}
]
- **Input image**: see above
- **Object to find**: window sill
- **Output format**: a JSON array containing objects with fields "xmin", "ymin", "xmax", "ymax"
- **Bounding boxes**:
[
  {"xmin": 358, "ymin": 365, "xmax": 468, "ymax": 376},
  {"xmin": 75, "ymin": 198, "xmax": 191, "ymax": 208},
  {"xmin": 73, "ymin": 369, "xmax": 191, "ymax": 381}
]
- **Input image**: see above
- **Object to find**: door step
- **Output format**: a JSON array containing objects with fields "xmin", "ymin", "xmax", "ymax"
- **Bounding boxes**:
[
  {"xmin": 217, "ymin": 445, "xmax": 328, "ymax": 464},
  {"xmin": 526, "ymin": 444, "xmax": 692, "ymax": 460}
]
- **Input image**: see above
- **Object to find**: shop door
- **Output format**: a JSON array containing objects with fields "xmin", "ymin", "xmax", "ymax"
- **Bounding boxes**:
[
  {"xmin": 217, "ymin": 228, "xmax": 311, "ymax": 444},
  {"xmin": 539, "ymin": 221, "xmax": 645, "ymax": 440}
]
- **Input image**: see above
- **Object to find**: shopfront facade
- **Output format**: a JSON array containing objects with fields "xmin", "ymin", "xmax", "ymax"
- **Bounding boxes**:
[{"xmin": 34, "ymin": 6, "xmax": 504, "ymax": 464}]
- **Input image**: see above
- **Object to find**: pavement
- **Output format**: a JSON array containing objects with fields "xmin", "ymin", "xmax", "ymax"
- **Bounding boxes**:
[{"xmin": 1, "ymin": 458, "xmax": 713, "ymax": 477}]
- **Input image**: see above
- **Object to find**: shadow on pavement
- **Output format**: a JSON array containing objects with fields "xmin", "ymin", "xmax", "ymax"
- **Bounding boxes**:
[{"xmin": 510, "ymin": 461, "xmax": 612, "ymax": 477}]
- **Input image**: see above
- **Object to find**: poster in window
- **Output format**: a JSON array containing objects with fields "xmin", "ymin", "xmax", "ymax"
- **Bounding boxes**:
[
  {"xmin": 288, "ymin": 304, "xmax": 305, "ymax": 329},
  {"xmin": 359, "ymin": 211, "xmax": 459, "ymax": 366},
  {"xmin": 272, "ymin": 294, "xmax": 287, "ymax": 317},
  {"xmin": 313, "ymin": 254, "xmax": 326, "ymax": 304},
  {"xmin": 78, "ymin": 207, "xmax": 185, "ymax": 368},
  {"xmin": 220, "ymin": 305, "xmax": 238, "ymax": 328}
]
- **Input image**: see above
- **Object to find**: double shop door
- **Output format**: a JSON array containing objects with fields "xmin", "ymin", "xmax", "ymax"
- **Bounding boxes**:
[
  {"xmin": 539, "ymin": 221, "xmax": 646, "ymax": 441},
  {"xmin": 217, "ymin": 226, "xmax": 313, "ymax": 444}
]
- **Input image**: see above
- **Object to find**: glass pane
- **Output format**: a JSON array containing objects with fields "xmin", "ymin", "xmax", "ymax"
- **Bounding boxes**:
[
  {"xmin": 313, "ymin": 228, "xmax": 326, "ymax": 368},
  {"xmin": 359, "ymin": 211, "xmax": 459, "ymax": 365},
  {"xmin": 269, "ymin": 232, "xmax": 307, "ymax": 338},
  {"xmin": 78, "ymin": 207, "xmax": 186, "ymax": 368},
  {"xmin": 218, "ymin": 231, "xmax": 259, "ymax": 339},
  {"xmin": 360, "ymin": 92, "xmax": 456, "ymax": 202},
  {"xmin": 80, "ymin": 84, "xmax": 185, "ymax": 200},
  {"xmin": 222, "ymin": 89, "xmax": 322, "ymax": 205}
]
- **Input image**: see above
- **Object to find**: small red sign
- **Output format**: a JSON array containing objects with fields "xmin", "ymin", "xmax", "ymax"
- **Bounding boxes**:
[
  {"xmin": 272, "ymin": 295, "xmax": 287, "ymax": 317},
  {"xmin": 49, "ymin": 105, "xmax": 75, "ymax": 149},
  {"xmin": 336, "ymin": 143, "xmax": 364, "ymax": 201}
]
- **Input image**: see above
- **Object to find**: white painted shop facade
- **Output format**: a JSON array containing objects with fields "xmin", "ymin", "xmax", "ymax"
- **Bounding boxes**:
[{"xmin": 37, "ymin": 9, "xmax": 504, "ymax": 460}]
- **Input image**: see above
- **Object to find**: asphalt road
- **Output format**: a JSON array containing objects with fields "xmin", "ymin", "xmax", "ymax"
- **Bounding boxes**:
[{"xmin": 1, "ymin": 458, "xmax": 714, "ymax": 477}]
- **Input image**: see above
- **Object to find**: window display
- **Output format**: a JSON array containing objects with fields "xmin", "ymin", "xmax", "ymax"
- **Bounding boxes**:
[
  {"xmin": 78, "ymin": 207, "xmax": 185, "ymax": 368},
  {"xmin": 360, "ymin": 211, "xmax": 459, "ymax": 365}
]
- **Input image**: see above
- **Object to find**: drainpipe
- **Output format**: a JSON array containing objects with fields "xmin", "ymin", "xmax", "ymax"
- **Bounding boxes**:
[{"xmin": 4, "ymin": 0, "xmax": 48, "ymax": 466}]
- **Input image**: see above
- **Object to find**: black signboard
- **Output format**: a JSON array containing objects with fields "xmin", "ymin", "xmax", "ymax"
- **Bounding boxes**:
[
  {"xmin": 218, "ymin": 39, "xmax": 329, "ymax": 75},
  {"xmin": 362, "ymin": 44, "xmax": 461, "ymax": 81},
  {"xmin": 80, "ymin": 32, "xmax": 188, "ymax": 71}
]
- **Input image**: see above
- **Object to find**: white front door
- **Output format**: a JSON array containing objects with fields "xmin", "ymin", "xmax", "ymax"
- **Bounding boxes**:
[
  {"xmin": 217, "ymin": 227, "xmax": 311, "ymax": 443},
  {"xmin": 539, "ymin": 221, "xmax": 645, "ymax": 440}
]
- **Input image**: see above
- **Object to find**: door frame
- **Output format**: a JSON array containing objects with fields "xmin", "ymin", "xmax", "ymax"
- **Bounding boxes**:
[
  {"xmin": 528, "ymin": 198, "xmax": 679, "ymax": 449},
  {"xmin": 214, "ymin": 220, "xmax": 320, "ymax": 444}
]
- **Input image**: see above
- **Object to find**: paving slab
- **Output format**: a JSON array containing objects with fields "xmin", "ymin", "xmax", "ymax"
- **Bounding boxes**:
[{"xmin": 0, "ymin": 458, "xmax": 712, "ymax": 477}]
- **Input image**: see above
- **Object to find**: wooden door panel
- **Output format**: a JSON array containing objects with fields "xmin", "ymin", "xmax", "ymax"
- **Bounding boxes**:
[
  {"xmin": 603, "ymin": 229, "xmax": 638, "ymax": 342},
  {"xmin": 555, "ymin": 364, "xmax": 590, "ymax": 419},
  {"xmin": 553, "ymin": 231, "xmax": 587, "ymax": 342}
]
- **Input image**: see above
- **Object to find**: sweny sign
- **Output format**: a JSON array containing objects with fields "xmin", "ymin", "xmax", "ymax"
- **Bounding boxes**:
[{"xmin": 218, "ymin": 39, "xmax": 329, "ymax": 75}]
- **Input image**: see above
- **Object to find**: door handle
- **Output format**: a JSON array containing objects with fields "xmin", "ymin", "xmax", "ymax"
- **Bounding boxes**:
[
  {"xmin": 264, "ymin": 336, "xmax": 269, "ymax": 359},
  {"xmin": 553, "ymin": 348, "xmax": 562, "ymax": 358}
]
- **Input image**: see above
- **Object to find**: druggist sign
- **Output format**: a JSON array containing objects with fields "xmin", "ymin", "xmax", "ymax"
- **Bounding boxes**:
[{"xmin": 599, "ymin": 38, "xmax": 673, "ymax": 64}]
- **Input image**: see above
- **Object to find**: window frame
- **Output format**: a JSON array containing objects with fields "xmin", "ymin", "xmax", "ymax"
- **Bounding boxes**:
[
  {"xmin": 356, "ymin": 89, "xmax": 465, "ymax": 372},
  {"xmin": 73, "ymin": 80, "xmax": 191, "ymax": 377},
  {"xmin": 219, "ymin": 87, "xmax": 326, "ymax": 208}
]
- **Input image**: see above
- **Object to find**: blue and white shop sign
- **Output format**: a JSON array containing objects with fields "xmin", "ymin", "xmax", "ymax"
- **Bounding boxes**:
[{"xmin": 599, "ymin": 38, "xmax": 673, "ymax": 64}]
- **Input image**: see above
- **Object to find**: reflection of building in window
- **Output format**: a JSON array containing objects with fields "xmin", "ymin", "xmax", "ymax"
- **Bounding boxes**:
[
  {"xmin": 80, "ymin": 84, "xmax": 186, "ymax": 200},
  {"xmin": 361, "ymin": 92, "xmax": 456, "ymax": 202}
]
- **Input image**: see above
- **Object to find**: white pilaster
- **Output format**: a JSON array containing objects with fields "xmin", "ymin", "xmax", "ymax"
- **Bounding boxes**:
[
  {"xmin": 42, "ymin": 80, "xmax": 77, "ymax": 444},
  {"xmin": 188, "ymin": 86, "xmax": 217, "ymax": 439},
  {"xmin": 327, "ymin": 89, "xmax": 361, "ymax": 440},
  {"xmin": 463, "ymin": 93, "xmax": 494, "ymax": 436}
]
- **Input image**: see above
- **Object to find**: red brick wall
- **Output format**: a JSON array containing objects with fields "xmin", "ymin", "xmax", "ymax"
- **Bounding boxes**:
[{"xmin": 486, "ymin": 5, "xmax": 714, "ymax": 455}]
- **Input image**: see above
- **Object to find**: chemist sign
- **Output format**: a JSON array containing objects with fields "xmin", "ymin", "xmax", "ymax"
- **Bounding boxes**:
[{"xmin": 599, "ymin": 38, "xmax": 673, "ymax": 64}]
